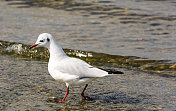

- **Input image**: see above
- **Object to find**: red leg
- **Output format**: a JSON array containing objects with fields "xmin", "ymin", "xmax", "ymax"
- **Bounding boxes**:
[
  {"xmin": 57, "ymin": 86, "xmax": 69, "ymax": 103},
  {"xmin": 81, "ymin": 84, "xmax": 88, "ymax": 100}
]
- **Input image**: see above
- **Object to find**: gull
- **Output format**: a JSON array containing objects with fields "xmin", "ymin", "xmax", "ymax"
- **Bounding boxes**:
[{"xmin": 29, "ymin": 33, "xmax": 123, "ymax": 103}]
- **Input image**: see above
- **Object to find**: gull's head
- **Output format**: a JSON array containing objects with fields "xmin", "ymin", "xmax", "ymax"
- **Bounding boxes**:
[{"xmin": 29, "ymin": 33, "xmax": 52, "ymax": 49}]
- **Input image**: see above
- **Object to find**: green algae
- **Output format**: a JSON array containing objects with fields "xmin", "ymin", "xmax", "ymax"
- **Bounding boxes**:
[{"xmin": 0, "ymin": 40, "xmax": 175, "ymax": 76}]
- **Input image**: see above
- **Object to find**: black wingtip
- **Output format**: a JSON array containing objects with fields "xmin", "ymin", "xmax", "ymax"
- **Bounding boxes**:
[
  {"xmin": 106, "ymin": 69, "xmax": 124, "ymax": 74},
  {"xmin": 107, "ymin": 69, "xmax": 124, "ymax": 74},
  {"xmin": 99, "ymin": 68, "xmax": 124, "ymax": 74}
]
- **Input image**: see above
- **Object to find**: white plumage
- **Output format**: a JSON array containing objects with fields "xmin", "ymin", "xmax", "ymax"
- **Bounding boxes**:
[
  {"xmin": 48, "ymin": 57, "xmax": 108, "ymax": 84},
  {"xmin": 29, "ymin": 33, "xmax": 120, "ymax": 103}
]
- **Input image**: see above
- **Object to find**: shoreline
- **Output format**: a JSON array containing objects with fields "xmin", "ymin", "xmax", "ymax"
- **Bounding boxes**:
[{"xmin": 0, "ymin": 40, "xmax": 176, "ymax": 76}]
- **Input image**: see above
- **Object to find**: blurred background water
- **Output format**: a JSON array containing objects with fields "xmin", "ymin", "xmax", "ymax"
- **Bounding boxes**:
[{"xmin": 0, "ymin": 0, "xmax": 176, "ymax": 61}]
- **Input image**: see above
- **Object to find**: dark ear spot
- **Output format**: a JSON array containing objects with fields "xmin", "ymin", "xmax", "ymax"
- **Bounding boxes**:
[{"xmin": 47, "ymin": 38, "xmax": 50, "ymax": 42}]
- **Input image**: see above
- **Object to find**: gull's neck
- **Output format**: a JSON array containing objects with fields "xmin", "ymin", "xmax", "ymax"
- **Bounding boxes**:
[{"xmin": 48, "ymin": 38, "xmax": 67, "ymax": 61}]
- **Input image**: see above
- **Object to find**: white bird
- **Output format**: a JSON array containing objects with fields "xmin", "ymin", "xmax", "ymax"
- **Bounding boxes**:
[{"xmin": 29, "ymin": 33, "xmax": 123, "ymax": 103}]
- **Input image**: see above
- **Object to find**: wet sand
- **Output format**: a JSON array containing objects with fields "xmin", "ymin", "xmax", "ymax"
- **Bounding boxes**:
[{"xmin": 0, "ymin": 54, "xmax": 175, "ymax": 110}]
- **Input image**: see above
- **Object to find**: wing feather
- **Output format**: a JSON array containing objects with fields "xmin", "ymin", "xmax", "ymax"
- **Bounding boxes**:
[{"xmin": 52, "ymin": 57, "xmax": 108, "ymax": 78}]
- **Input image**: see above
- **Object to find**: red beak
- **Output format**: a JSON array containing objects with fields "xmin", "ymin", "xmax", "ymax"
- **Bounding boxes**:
[{"xmin": 29, "ymin": 44, "xmax": 38, "ymax": 49}]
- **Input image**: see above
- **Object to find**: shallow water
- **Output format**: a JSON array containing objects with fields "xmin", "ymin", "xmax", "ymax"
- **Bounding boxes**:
[{"xmin": 0, "ymin": 55, "xmax": 176, "ymax": 110}]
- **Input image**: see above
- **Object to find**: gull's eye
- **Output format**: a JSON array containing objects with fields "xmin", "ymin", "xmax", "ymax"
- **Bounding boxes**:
[
  {"xmin": 40, "ymin": 40, "xmax": 45, "ymax": 42},
  {"xmin": 47, "ymin": 38, "xmax": 50, "ymax": 42}
]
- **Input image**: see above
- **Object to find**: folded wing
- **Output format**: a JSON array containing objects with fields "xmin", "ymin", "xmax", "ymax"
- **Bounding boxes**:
[{"xmin": 52, "ymin": 57, "xmax": 108, "ymax": 79}]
